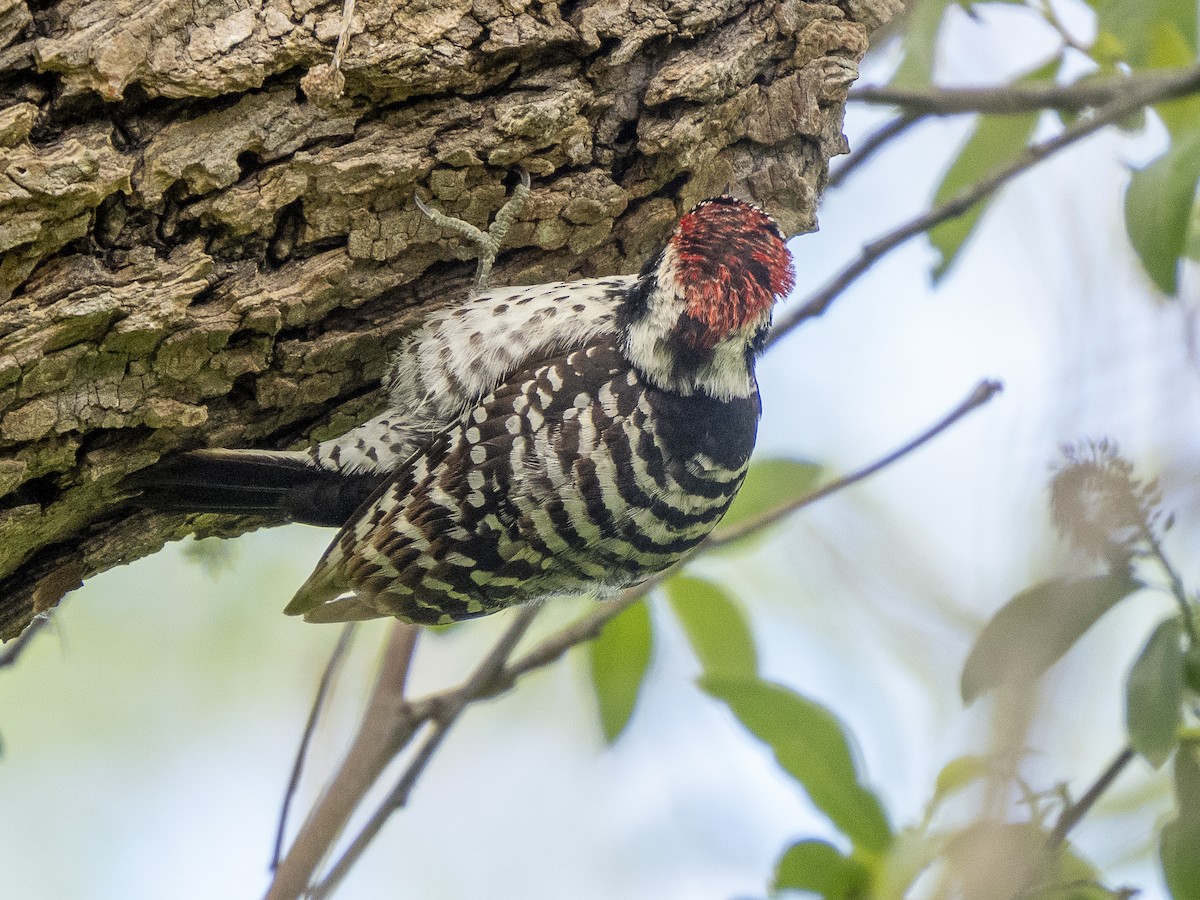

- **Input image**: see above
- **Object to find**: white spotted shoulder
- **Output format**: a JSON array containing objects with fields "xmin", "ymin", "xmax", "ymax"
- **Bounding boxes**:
[{"xmin": 305, "ymin": 275, "xmax": 636, "ymax": 475}]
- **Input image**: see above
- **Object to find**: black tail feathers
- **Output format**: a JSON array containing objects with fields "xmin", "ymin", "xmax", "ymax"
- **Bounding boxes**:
[{"xmin": 127, "ymin": 449, "xmax": 385, "ymax": 528}]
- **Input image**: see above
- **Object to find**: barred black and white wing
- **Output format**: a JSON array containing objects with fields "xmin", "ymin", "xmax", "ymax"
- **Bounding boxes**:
[
  {"xmin": 299, "ymin": 276, "xmax": 632, "ymax": 476},
  {"xmin": 285, "ymin": 340, "xmax": 759, "ymax": 624}
]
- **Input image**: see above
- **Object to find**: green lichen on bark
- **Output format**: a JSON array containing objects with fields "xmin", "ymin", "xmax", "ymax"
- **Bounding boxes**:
[{"xmin": 0, "ymin": 0, "xmax": 896, "ymax": 640}]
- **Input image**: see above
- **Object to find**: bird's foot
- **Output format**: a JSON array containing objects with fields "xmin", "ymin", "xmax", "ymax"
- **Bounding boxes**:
[{"xmin": 415, "ymin": 169, "xmax": 531, "ymax": 292}]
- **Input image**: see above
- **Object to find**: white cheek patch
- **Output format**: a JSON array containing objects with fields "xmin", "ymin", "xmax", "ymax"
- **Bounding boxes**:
[{"xmin": 619, "ymin": 245, "xmax": 762, "ymax": 402}]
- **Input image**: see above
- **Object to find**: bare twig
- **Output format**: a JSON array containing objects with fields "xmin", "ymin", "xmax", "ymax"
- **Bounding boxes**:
[
  {"xmin": 309, "ymin": 605, "xmax": 543, "ymax": 898},
  {"xmin": 1036, "ymin": 0, "xmax": 1090, "ymax": 54},
  {"xmin": 848, "ymin": 67, "xmax": 1200, "ymax": 116},
  {"xmin": 272, "ymin": 623, "xmax": 358, "ymax": 872},
  {"xmin": 1142, "ymin": 527, "xmax": 1199, "ymax": 644},
  {"xmin": 771, "ymin": 64, "xmax": 1200, "ymax": 343},
  {"xmin": 703, "ymin": 379, "xmax": 1003, "ymax": 550},
  {"xmin": 1045, "ymin": 746, "xmax": 1136, "ymax": 848},
  {"xmin": 266, "ymin": 622, "xmax": 420, "ymax": 900},
  {"xmin": 829, "ymin": 114, "xmax": 922, "ymax": 190}
]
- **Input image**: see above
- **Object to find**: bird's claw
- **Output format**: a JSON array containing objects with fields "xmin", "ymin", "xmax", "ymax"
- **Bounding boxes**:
[{"xmin": 414, "ymin": 169, "xmax": 531, "ymax": 292}]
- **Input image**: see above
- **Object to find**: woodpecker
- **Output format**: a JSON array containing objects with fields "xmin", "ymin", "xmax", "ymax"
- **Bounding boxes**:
[{"xmin": 133, "ymin": 189, "xmax": 795, "ymax": 625}]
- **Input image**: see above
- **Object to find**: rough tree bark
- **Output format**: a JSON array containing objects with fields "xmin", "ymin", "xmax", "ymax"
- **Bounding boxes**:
[{"xmin": 0, "ymin": 0, "xmax": 898, "ymax": 640}]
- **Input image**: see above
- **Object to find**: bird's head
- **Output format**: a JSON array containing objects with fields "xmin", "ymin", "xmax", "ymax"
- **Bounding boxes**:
[{"xmin": 621, "ymin": 196, "xmax": 794, "ymax": 399}]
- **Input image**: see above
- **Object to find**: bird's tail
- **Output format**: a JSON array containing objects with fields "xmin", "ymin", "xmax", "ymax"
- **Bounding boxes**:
[{"xmin": 127, "ymin": 449, "xmax": 386, "ymax": 528}]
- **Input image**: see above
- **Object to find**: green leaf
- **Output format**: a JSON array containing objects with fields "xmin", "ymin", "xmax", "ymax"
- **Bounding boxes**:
[
  {"xmin": 1126, "ymin": 617, "xmax": 1184, "ymax": 767},
  {"xmin": 889, "ymin": 0, "xmax": 954, "ymax": 89},
  {"xmin": 1186, "ymin": 189, "xmax": 1200, "ymax": 263},
  {"xmin": 1183, "ymin": 646, "xmax": 1200, "ymax": 694},
  {"xmin": 1146, "ymin": 23, "xmax": 1200, "ymax": 138},
  {"xmin": 1161, "ymin": 742, "xmax": 1200, "ymax": 899},
  {"xmin": 1125, "ymin": 129, "xmax": 1200, "ymax": 295},
  {"xmin": 666, "ymin": 576, "xmax": 758, "ymax": 678},
  {"xmin": 773, "ymin": 839, "xmax": 869, "ymax": 898},
  {"xmin": 1090, "ymin": 0, "xmax": 1197, "ymax": 65},
  {"xmin": 719, "ymin": 458, "xmax": 823, "ymax": 534},
  {"xmin": 928, "ymin": 111, "xmax": 1039, "ymax": 281},
  {"xmin": 931, "ymin": 755, "xmax": 991, "ymax": 809},
  {"xmin": 961, "ymin": 573, "xmax": 1141, "ymax": 703},
  {"xmin": 928, "ymin": 57, "xmax": 1058, "ymax": 281},
  {"xmin": 702, "ymin": 676, "xmax": 893, "ymax": 854},
  {"xmin": 588, "ymin": 600, "xmax": 653, "ymax": 743}
]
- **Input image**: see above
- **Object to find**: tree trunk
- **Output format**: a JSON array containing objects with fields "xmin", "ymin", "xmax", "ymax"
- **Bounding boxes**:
[{"xmin": 0, "ymin": 0, "xmax": 897, "ymax": 640}]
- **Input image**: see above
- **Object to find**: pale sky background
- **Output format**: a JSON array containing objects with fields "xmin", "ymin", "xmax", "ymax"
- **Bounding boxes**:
[{"xmin": 2, "ymin": 5, "xmax": 1195, "ymax": 898}]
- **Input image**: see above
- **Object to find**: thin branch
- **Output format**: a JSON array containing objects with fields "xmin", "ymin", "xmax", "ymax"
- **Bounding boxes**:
[
  {"xmin": 266, "ymin": 622, "xmax": 420, "ymax": 900},
  {"xmin": 828, "ymin": 114, "xmax": 922, "ymax": 190},
  {"xmin": 1045, "ymin": 746, "xmax": 1136, "ymax": 849},
  {"xmin": 771, "ymin": 64, "xmax": 1200, "ymax": 344},
  {"xmin": 308, "ymin": 719, "xmax": 454, "ymax": 900},
  {"xmin": 703, "ymin": 379, "xmax": 1003, "ymax": 550},
  {"xmin": 848, "ymin": 67, "xmax": 1200, "ymax": 116},
  {"xmin": 1142, "ymin": 526, "xmax": 1199, "ymax": 644},
  {"xmin": 309, "ymin": 605, "xmax": 543, "ymax": 898},
  {"xmin": 500, "ymin": 572, "xmax": 672, "ymax": 687},
  {"xmin": 272, "ymin": 623, "xmax": 358, "ymax": 872},
  {"xmin": 1037, "ymin": 0, "xmax": 1090, "ymax": 54}
]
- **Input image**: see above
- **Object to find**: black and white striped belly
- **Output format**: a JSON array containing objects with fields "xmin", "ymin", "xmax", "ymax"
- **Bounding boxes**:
[{"xmin": 335, "ymin": 340, "xmax": 759, "ymax": 624}]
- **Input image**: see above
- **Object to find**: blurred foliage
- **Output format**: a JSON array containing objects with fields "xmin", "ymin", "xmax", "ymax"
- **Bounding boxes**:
[
  {"xmin": 909, "ymin": 0, "xmax": 1200, "ymax": 293},
  {"xmin": 579, "ymin": 6, "xmax": 1200, "ymax": 897},
  {"xmin": 588, "ymin": 599, "xmax": 653, "ymax": 743}
]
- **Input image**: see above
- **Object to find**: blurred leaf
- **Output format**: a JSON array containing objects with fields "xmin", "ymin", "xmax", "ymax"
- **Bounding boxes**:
[
  {"xmin": 1187, "ymin": 190, "xmax": 1200, "ymax": 262},
  {"xmin": 1088, "ymin": 30, "xmax": 1127, "ymax": 67},
  {"xmin": 1125, "ymin": 128, "xmax": 1200, "ymax": 295},
  {"xmin": 943, "ymin": 822, "xmax": 1046, "ymax": 897},
  {"xmin": 666, "ymin": 576, "xmax": 757, "ymax": 678},
  {"xmin": 928, "ymin": 57, "xmax": 1057, "ymax": 281},
  {"xmin": 702, "ymin": 676, "xmax": 893, "ymax": 853},
  {"xmin": 1147, "ymin": 23, "xmax": 1200, "ymax": 137},
  {"xmin": 1126, "ymin": 617, "xmax": 1184, "ymax": 767},
  {"xmin": 1161, "ymin": 742, "xmax": 1200, "ymax": 899},
  {"xmin": 873, "ymin": 827, "xmax": 940, "ymax": 899},
  {"xmin": 1183, "ymin": 645, "xmax": 1200, "ymax": 694},
  {"xmin": 1090, "ymin": 0, "xmax": 1197, "ymax": 65},
  {"xmin": 931, "ymin": 754, "xmax": 991, "ymax": 809},
  {"xmin": 961, "ymin": 573, "xmax": 1141, "ymax": 703},
  {"xmin": 717, "ymin": 457, "xmax": 822, "ymax": 540},
  {"xmin": 1056, "ymin": 841, "xmax": 1117, "ymax": 895},
  {"xmin": 928, "ymin": 112, "xmax": 1039, "ymax": 281},
  {"xmin": 944, "ymin": 822, "xmax": 1120, "ymax": 898},
  {"xmin": 773, "ymin": 839, "xmax": 869, "ymax": 898},
  {"xmin": 890, "ymin": 0, "xmax": 955, "ymax": 89},
  {"xmin": 588, "ymin": 600, "xmax": 653, "ymax": 743}
]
